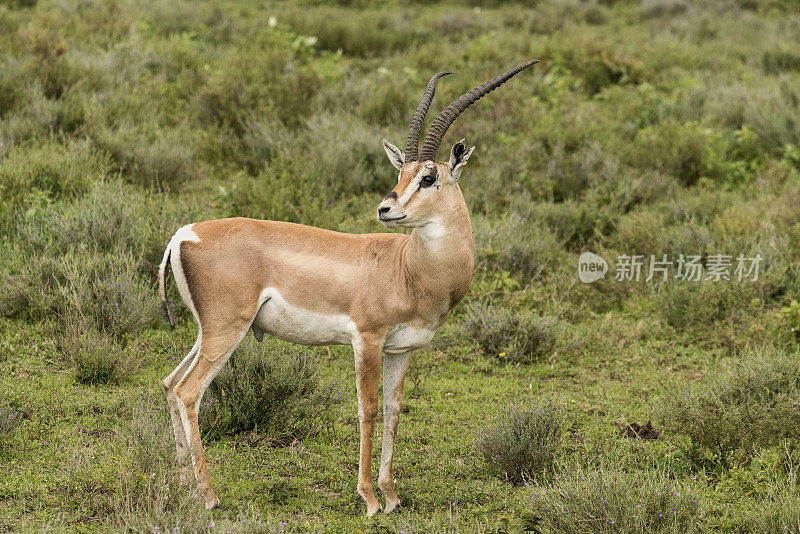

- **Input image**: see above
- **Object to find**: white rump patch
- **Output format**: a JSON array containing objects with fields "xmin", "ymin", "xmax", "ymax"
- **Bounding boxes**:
[
  {"xmin": 173, "ymin": 223, "xmax": 200, "ymax": 244},
  {"xmin": 169, "ymin": 223, "xmax": 201, "ymax": 325}
]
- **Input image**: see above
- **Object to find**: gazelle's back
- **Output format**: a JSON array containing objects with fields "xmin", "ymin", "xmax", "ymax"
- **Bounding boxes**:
[{"xmin": 171, "ymin": 217, "xmax": 410, "ymax": 340}]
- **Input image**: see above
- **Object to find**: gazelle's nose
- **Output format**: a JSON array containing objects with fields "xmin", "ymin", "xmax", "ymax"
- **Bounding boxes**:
[{"xmin": 378, "ymin": 206, "xmax": 391, "ymax": 215}]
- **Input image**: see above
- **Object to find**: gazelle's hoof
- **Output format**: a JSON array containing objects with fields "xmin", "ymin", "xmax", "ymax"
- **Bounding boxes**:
[
  {"xmin": 384, "ymin": 500, "xmax": 401, "ymax": 515},
  {"xmin": 365, "ymin": 502, "xmax": 383, "ymax": 517},
  {"xmin": 204, "ymin": 496, "xmax": 221, "ymax": 510}
]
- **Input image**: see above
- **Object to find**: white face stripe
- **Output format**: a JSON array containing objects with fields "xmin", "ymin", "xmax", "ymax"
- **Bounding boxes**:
[{"xmin": 398, "ymin": 163, "xmax": 437, "ymax": 207}]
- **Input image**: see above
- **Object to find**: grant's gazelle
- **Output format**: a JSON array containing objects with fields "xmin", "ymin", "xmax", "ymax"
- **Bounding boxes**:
[{"xmin": 159, "ymin": 60, "xmax": 539, "ymax": 515}]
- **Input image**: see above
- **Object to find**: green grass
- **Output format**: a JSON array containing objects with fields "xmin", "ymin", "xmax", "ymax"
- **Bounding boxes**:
[{"xmin": 2, "ymin": 0, "xmax": 800, "ymax": 531}]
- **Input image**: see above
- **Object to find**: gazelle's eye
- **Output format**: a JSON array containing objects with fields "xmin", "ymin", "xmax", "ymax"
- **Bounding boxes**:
[{"xmin": 420, "ymin": 174, "xmax": 437, "ymax": 188}]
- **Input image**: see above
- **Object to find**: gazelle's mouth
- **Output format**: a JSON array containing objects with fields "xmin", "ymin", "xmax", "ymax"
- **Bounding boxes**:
[{"xmin": 379, "ymin": 215, "xmax": 407, "ymax": 222}]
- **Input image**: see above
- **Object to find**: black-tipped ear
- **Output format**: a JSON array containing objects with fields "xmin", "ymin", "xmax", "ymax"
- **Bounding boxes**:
[
  {"xmin": 383, "ymin": 138, "xmax": 405, "ymax": 171},
  {"xmin": 448, "ymin": 139, "xmax": 475, "ymax": 180}
]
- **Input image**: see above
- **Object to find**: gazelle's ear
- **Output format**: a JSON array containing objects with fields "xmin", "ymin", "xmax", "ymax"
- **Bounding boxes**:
[
  {"xmin": 382, "ymin": 138, "xmax": 405, "ymax": 170},
  {"xmin": 448, "ymin": 139, "xmax": 475, "ymax": 180}
]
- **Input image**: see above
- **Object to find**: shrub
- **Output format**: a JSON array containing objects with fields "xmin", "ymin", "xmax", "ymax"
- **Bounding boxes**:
[
  {"xmin": 192, "ymin": 36, "xmax": 318, "ymax": 131},
  {"xmin": 627, "ymin": 121, "xmax": 727, "ymax": 186},
  {"xmin": 216, "ymin": 122, "xmax": 388, "ymax": 230},
  {"xmin": 527, "ymin": 467, "xmax": 702, "ymax": 533},
  {"xmin": 462, "ymin": 300, "xmax": 558, "ymax": 362},
  {"xmin": 58, "ymin": 249, "xmax": 158, "ymax": 340},
  {"xmin": 14, "ymin": 180, "xmax": 204, "ymax": 271},
  {"xmin": 0, "ymin": 56, "xmax": 27, "ymax": 118},
  {"xmin": 704, "ymin": 75, "xmax": 800, "ymax": 154},
  {"xmin": 477, "ymin": 401, "xmax": 562, "ymax": 483},
  {"xmin": 763, "ymin": 47, "xmax": 800, "ymax": 74},
  {"xmin": 207, "ymin": 116, "xmax": 292, "ymax": 176},
  {"xmin": 301, "ymin": 112, "xmax": 391, "ymax": 198},
  {"xmin": 357, "ymin": 75, "xmax": 415, "ymax": 126},
  {"xmin": 17, "ymin": 21, "xmax": 78, "ymax": 99},
  {"xmin": 661, "ymin": 348, "xmax": 800, "ymax": 470},
  {"xmin": 640, "ymin": 0, "xmax": 689, "ymax": 19},
  {"xmin": 276, "ymin": 7, "xmax": 428, "ymax": 57},
  {"xmin": 740, "ymin": 500, "xmax": 800, "ymax": 534},
  {"xmin": 0, "ymin": 138, "xmax": 111, "ymax": 236},
  {"xmin": 473, "ymin": 213, "xmax": 568, "ymax": 282},
  {"xmin": 86, "ymin": 118, "xmax": 202, "ymax": 189},
  {"xmin": 782, "ymin": 300, "xmax": 800, "ymax": 341},
  {"xmin": 217, "ymin": 159, "xmax": 358, "ymax": 231},
  {"xmin": 536, "ymin": 199, "xmax": 617, "ymax": 253},
  {"xmin": 611, "ymin": 210, "xmax": 664, "ymax": 258},
  {"xmin": 700, "ymin": 449, "xmax": 800, "ymax": 531},
  {"xmin": 199, "ymin": 339, "xmax": 342, "ymax": 442},
  {"xmin": 547, "ymin": 42, "xmax": 647, "ymax": 96},
  {"xmin": 0, "ymin": 245, "xmax": 158, "ymax": 341},
  {"xmin": 652, "ymin": 279, "xmax": 759, "ymax": 332},
  {"xmin": 732, "ymin": 483, "xmax": 800, "ymax": 533},
  {"xmin": 525, "ymin": 142, "xmax": 616, "ymax": 203}
]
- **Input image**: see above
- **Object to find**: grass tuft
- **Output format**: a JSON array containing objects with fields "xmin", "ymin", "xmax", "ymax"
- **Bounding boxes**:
[
  {"xmin": 199, "ymin": 339, "xmax": 343, "ymax": 442},
  {"xmin": 477, "ymin": 401, "xmax": 562, "ymax": 484},
  {"xmin": 527, "ymin": 466, "xmax": 703, "ymax": 533},
  {"xmin": 463, "ymin": 300, "xmax": 558, "ymax": 362},
  {"xmin": 0, "ymin": 394, "xmax": 22, "ymax": 450}
]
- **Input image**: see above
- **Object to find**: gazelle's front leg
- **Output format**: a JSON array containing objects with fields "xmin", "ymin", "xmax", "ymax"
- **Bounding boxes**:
[
  {"xmin": 353, "ymin": 334, "xmax": 384, "ymax": 516},
  {"xmin": 378, "ymin": 351, "xmax": 412, "ymax": 514}
]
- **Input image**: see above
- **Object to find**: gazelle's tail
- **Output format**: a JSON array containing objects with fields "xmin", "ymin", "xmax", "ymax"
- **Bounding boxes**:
[{"xmin": 158, "ymin": 241, "xmax": 176, "ymax": 328}]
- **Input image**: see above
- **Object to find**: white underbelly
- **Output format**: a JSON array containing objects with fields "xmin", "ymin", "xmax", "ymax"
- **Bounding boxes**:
[
  {"xmin": 383, "ymin": 323, "xmax": 436, "ymax": 354},
  {"xmin": 252, "ymin": 288, "xmax": 354, "ymax": 346}
]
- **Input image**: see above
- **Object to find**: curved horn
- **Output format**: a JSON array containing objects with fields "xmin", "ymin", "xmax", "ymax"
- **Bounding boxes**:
[
  {"xmin": 405, "ymin": 72, "xmax": 451, "ymax": 162},
  {"xmin": 419, "ymin": 59, "xmax": 539, "ymax": 162}
]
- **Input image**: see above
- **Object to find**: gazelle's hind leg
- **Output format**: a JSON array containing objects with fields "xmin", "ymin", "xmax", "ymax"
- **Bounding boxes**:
[
  {"xmin": 163, "ymin": 336, "xmax": 201, "ymax": 481},
  {"xmin": 173, "ymin": 324, "xmax": 251, "ymax": 509}
]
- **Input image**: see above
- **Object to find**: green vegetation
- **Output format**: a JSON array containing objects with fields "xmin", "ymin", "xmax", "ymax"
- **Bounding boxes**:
[
  {"xmin": 199, "ymin": 340, "xmax": 343, "ymax": 442},
  {"xmin": 662, "ymin": 349, "xmax": 800, "ymax": 471},
  {"xmin": 1, "ymin": 0, "xmax": 800, "ymax": 531},
  {"xmin": 477, "ymin": 401, "xmax": 562, "ymax": 483},
  {"xmin": 463, "ymin": 300, "xmax": 560, "ymax": 362}
]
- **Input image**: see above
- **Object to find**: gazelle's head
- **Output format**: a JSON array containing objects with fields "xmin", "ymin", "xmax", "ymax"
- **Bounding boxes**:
[
  {"xmin": 377, "ymin": 139, "xmax": 473, "ymax": 229},
  {"xmin": 377, "ymin": 60, "xmax": 539, "ymax": 229}
]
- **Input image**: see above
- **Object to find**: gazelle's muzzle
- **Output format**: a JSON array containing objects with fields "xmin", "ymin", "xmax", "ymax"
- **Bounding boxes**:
[{"xmin": 377, "ymin": 192, "xmax": 406, "ymax": 226}]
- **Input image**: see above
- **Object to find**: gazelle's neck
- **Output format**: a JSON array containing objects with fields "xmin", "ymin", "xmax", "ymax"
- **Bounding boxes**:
[
  {"xmin": 403, "ymin": 193, "xmax": 474, "ymax": 303},
  {"xmin": 409, "ymin": 204, "xmax": 472, "ymax": 256}
]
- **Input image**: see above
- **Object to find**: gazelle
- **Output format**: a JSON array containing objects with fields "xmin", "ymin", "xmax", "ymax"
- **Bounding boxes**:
[{"xmin": 158, "ymin": 60, "xmax": 539, "ymax": 516}]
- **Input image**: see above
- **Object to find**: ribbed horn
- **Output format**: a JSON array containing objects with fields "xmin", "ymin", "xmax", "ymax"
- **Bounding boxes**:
[
  {"xmin": 404, "ymin": 72, "xmax": 451, "ymax": 162},
  {"xmin": 419, "ymin": 60, "xmax": 539, "ymax": 162}
]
